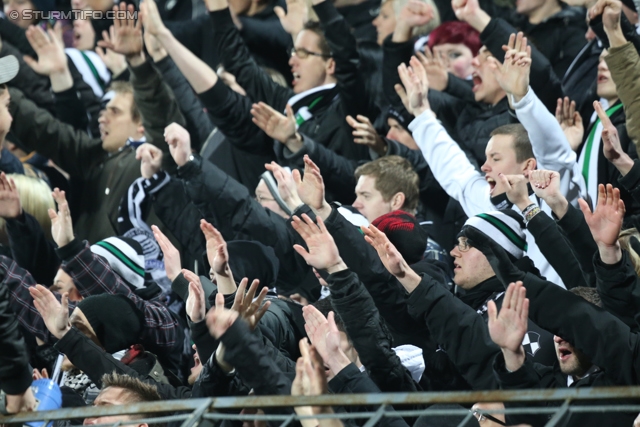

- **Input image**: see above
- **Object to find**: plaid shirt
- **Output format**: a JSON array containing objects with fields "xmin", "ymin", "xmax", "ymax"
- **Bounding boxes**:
[
  {"xmin": 1, "ymin": 255, "xmax": 63, "ymax": 343},
  {"xmin": 59, "ymin": 239, "xmax": 180, "ymax": 349}
]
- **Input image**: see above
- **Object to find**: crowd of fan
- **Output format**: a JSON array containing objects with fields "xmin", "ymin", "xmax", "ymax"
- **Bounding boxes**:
[{"xmin": 1, "ymin": 0, "xmax": 640, "ymax": 424}]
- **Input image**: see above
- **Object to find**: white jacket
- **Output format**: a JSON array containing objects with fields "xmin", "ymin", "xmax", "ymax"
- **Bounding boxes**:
[{"xmin": 408, "ymin": 87, "xmax": 587, "ymax": 288}]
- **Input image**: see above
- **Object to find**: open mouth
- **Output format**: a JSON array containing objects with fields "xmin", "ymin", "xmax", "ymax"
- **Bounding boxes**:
[
  {"xmin": 597, "ymin": 74, "xmax": 608, "ymax": 84},
  {"xmin": 486, "ymin": 176, "xmax": 496, "ymax": 194},
  {"xmin": 192, "ymin": 353, "xmax": 201, "ymax": 370},
  {"xmin": 472, "ymin": 73, "xmax": 482, "ymax": 92},
  {"xmin": 292, "ymin": 72, "xmax": 300, "ymax": 86},
  {"xmin": 453, "ymin": 262, "xmax": 461, "ymax": 270},
  {"xmin": 558, "ymin": 348, "xmax": 572, "ymax": 362}
]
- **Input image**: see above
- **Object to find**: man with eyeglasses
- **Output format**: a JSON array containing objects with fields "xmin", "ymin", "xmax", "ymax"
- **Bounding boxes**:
[{"xmin": 205, "ymin": 0, "xmax": 373, "ymax": 180}]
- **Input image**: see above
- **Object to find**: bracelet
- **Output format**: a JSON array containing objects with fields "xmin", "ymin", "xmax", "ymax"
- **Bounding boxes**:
[
  {"xmin": 521, "ymin": 203, "xmax": 537, "ymax": 217},
  {"xmin": 524, "ymin": 206, "xmax": 541, "ymax": 224}
]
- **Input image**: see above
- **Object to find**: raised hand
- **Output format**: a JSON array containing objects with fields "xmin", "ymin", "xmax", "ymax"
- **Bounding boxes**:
[
  {"xmin": 528, "ymin": 170, "xmax": 569, "ymax": 218},
  {"xmin": 595, "ymin": 100, "xmax": 634, "ymax": 176},
  {"xmin": 346, "ymin": 115, "xmax": 387, "ymax": 156},
  {"xmin": 420, "ymin": 48, "xmax": 449, "ymax": 92},
  {"xmin": 497, "ymin": 173, "xmax": 531, "ymax": 211},
  {"xmin": 206, "ymin": 292, "xmax": 240, "ymax": 339},
  {"xmin": 292, "ymin": 338, "xmax": 334, "ymax": 420},
  {"xmin": 184, "ymin": 269, "xmax": 206, "ymax": 322},
  {"xmin": 151, "ymin": 224, "xmax": 181, "ymax": 281},
  {"xmin": 291, "ymin": 214, "xmax": 346, "ymax": 273},
  {"xmin": 95, "ymin": 46, "xmax": 127, "ymax": 77},
  {"xmin": 451, "ymin": 0, "xmax": 491, "ymax": 31},
  {"xmin": 30, "ymin": 285, "xmax": 70, "ymax": 339},
  {"xmin": 302, "ymin": 306, "xmax": 343, "ymax": 372},
  {"xmin": 396, "ymin": 55, "xmax": 432, "ymax": 117},
  {"xmin": 274, "ymin": 0, "xmax": 309, "ymax": 37},
  {"xmin": 398, "ymin": 0, "xmax": 434, "ymax": 28},
  {"xmin": 487, "ymin": 32, "xmax": 531, "ymax": 102},
  {"xmin": 136, "ymin": 143, "xmax": 163, "ymax": 179},
  {"xmin": 143, "ymin": 31, "xmax": 168, "ymax": 62},
  {"xmin": 139, "ymin": 0, "xmax": 168, "ymax": 37},
  {"xmin": 361, "ymin": 224, "xmax": 421, "ymax": 292},
  {"xmin": 591, "ymin": 0, "xmax": 626, "ymax": 46},
  {"xmin": 24, "ymin": 24, "xmax": 67, "ymax": 76},
  {"xmin": 164, "ymin": 122, "xmax": 192, "ymax": 167},
  {"xmin": 49, "ymin": 188, "xmax": 74, "ymax": 248},
  {"xmin": 200, "ymin": 219, "xmax": 229, "ymax": 276},
  {"xmin": 555, "ymin": 97, "xmax": 584, "ymax": 152},
  {"xmin": 265, "ymin": 162, "xmax": 302, "ymax": 212},
  {"xmin": 97, "ymin": 2, "xmax": 143, "ymax": 60},
  {"xmin": 293, "ymin": 155, "xmax": 330, "ymax": 217},
  {"xmin": 488, "ymin": 281, "xmax": 528, "ymax": 372},
  {"xmin": 579, "ymin": 183, "xmax": 625, "ymax": 250},
  {"xmin": 251, "ymin": 102, "xmax": 302, "ymax": 152},
  {"xmin": 0, "ymin": 172, "xmax": 22, "ymax": 219},
  {"xmin": 230, "ymin": 277, "xmax": 271, "ymax": 330}
]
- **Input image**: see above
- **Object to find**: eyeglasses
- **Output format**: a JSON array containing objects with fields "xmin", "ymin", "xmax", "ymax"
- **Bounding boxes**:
[
  {"xmin": 256, "ymin": 194, "xmax": 276, "ymax": 204},
  {"xmin": 456, "ymin": 237, "xmax": 471, "ymax": 252},
  {"xmin": 470, "ymin": 409, "xmax": 507, "ymax": 426},
  {"xmin": 289, "ymin": 47, "xmax": 330, "ymax": 59}
]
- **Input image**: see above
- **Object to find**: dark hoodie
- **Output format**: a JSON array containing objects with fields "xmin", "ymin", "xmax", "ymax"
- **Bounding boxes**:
[{"xmin": 510, "ymin": 3, "xmax": 587, "ymax": 77}]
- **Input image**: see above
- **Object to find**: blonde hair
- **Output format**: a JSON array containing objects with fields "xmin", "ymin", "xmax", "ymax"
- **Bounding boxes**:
[
  {"xmin": 619, "ymin": 228, "xmax": 640, "ymax": 276},
  {"xmin": 0, "ymin": 174, "xmax": 54, "ymax": 240},
  {"xmin": 386, "ymin": 0, "xmax": 441, "ymax": 37}
]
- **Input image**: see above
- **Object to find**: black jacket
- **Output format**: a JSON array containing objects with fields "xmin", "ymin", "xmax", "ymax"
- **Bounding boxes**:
[
  {"xmin": 327, "ymin": 268, "xmax": 420, "ymax": 393},
  {"xmin": 198, "ymin": 76, "xmax": 276, "ymax": 194},
  {"xmin": 466, "ymin": 227, "xmax": 640, "ymax": 426},
  {"xmin": 594, "ymin": 250, "xmax": 640, "ymax": 333},
  {"xmin": 210, "ymin": 6, "xmax": 370, "ymax": 166},
  {"xmin": 171, "ymin": 154, "xmax": 312, "ymax": 296},
  {"xmin": 5, "ymin": 211, "xmax": 59, "ymax": 286},
  {"xmin": 509, "ymin": 5, "xmax": 587, "ymax": 78},
  {"xmin": 493, "ymin": 265, "xmax": 640, "ymax": 427},
  {"xmin": 525, "ymin": 210, "xmax": 588, "ymax": 289},
  {"xmin": 154, "ymin": 56, "xmax": 214, "ymax": 152},
  {"xmin": 556, "ymin": 204, "xmax": 599, "ymax": 287},
  {"xmin": 54, "ymin": 327, "xmax": 191, "ymax": 400},
  {"xmin": 0, "ymin": 272, "xmax": 31, "ymax": 395}
]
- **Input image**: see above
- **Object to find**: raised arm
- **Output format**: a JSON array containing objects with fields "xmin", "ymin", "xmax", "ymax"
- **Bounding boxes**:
[
  {"xmin": 401, "ymin": 55, "xmax": 493, "ymax": 216},
  {"xmin": 206, "ymin": 0, "xmax": 292, "ymax": 109},
  {"xmin": 467, "ymin": 223, "xmax": 640, "ymax": 386}
]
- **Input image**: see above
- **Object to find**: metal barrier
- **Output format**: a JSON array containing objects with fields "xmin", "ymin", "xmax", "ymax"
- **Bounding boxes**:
[{"xmin": 3, "ymin": 387, "xmax": 640, "ymax": 427}]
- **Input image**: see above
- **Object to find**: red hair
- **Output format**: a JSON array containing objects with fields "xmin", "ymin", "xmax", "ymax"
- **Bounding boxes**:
[{"xmin": 427, "ymin": 21, "xmax": 482, "ymax": 56}]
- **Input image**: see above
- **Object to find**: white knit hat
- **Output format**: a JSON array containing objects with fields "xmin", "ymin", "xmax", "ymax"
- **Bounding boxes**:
[
  {"xmin": 463, "ymin": 211, "xmax": 528, "ymax": 259},
  {"xmin": 91, "ymin": 237, "xmax": 146, "ymax": 290}
]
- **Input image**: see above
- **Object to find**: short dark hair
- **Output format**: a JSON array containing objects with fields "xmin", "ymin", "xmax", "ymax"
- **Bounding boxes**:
[
  {"xmin": 108, "ymin": 81, "xmax": 142, "ymax": 124},
  {"xmin": 490, "ymin": 123, "xmax": 534, "ymax": 163},
  {"xmin": 302, "ymin": 21, "xmax": 331, "ymax": 58},
  {"xmin": 354, "ymin": 156, "xmax": 420, "ymax": 213},
  {"xmin": 101, "ymin": 372, "xmax": 162, "ymax": 403},
  {"xmin": 100, "ymin": 373, "xmax": 164, "ymax": 427},
  {"xmin": 569, "ymin": 287, "xmax": 602, "ymax": 307}
]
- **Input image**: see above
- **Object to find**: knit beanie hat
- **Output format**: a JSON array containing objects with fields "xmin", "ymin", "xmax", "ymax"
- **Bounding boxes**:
[
  {"xmin": 461, "ymin": 210, "xmax": 528, "ymax": 259},
  {"xmin": 385, "ymin": 107, "xmax": 414, "ymax": 133},
  {"xmin": 372, "ymin": 210, "xmax": 428, "ymax": 264},
  {"xmin": 76, "ymin": 294, "xmax": 144, "ymax": 353},
  {"xmin": 91, "ymin": 237, "xmax": 146, "ymax": 290}
]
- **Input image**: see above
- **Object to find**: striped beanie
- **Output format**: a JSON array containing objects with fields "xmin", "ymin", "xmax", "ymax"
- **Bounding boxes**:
[
  {"xmin": 91, "ymin": 237, "xmax": 146, "ymax": 290},
  {"xmin": 462, "ymin": 210, "xmax": 528, "ymax": 259}
]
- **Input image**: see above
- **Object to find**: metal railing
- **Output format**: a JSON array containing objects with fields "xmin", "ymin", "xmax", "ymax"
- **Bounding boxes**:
[{"xmin": 3, "ymin": 387, "xmax": 640, "ymax": 427}]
